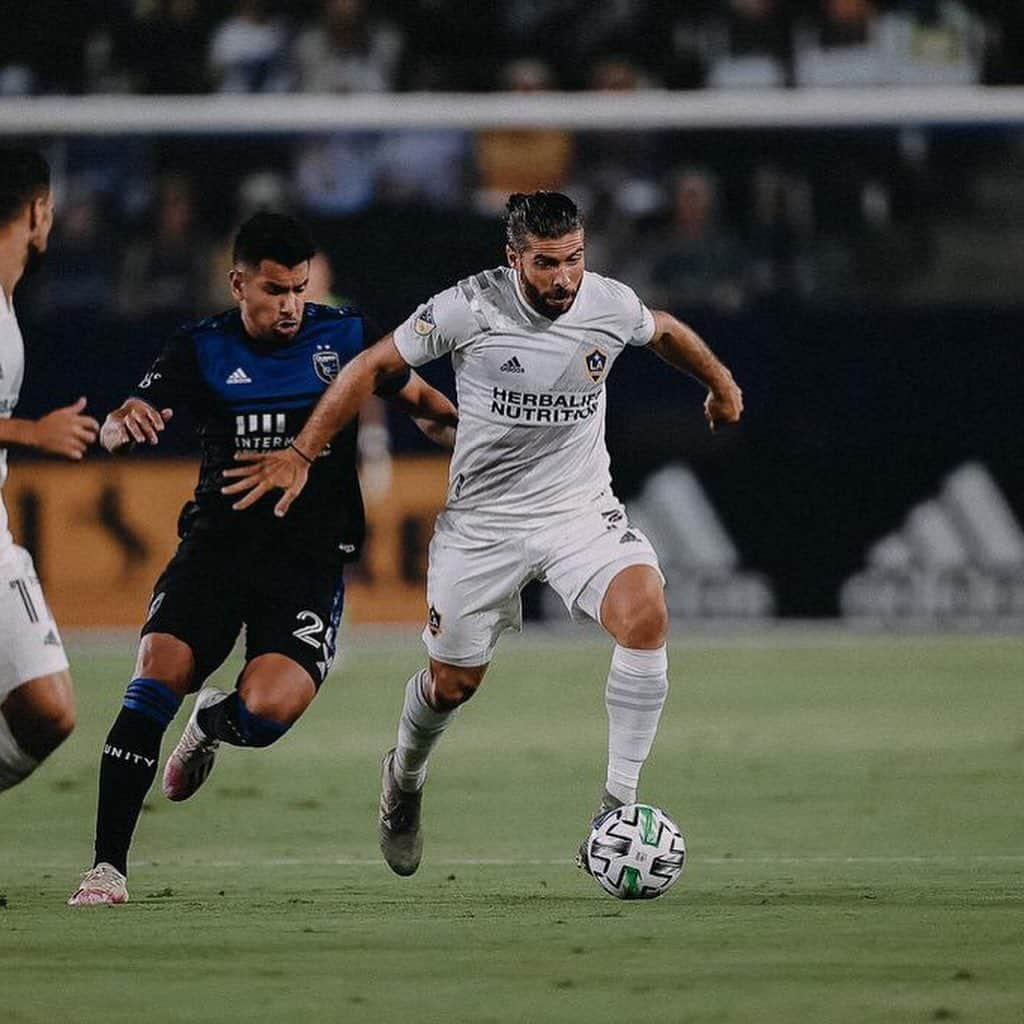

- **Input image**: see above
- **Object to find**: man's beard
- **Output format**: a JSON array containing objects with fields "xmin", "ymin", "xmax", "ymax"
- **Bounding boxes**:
[
  {"xmin": 22, "ymin": 241, "xmax": 46, "ymax": 280},
  {"xmin": 519, "ymin": 272, "xmax": 576, "ymax": 320}
]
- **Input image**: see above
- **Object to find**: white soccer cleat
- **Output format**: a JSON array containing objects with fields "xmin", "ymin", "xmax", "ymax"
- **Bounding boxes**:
[
  {"xmin": 67, "ymin": 862, "xmax": 128, "ymax": 906},
  {"xmin": 161, "ymin": 687, "xmax": 227, "ymax": 802}
]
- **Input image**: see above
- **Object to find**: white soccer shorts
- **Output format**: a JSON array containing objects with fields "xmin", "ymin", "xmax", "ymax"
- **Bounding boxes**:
[
  {"xmin": 0, "ymin": 545, "xmax": 69, "ymax": 701},
  {"xmin": 421, "ymin": 499, "xmax": 664, "ymax": 666}
]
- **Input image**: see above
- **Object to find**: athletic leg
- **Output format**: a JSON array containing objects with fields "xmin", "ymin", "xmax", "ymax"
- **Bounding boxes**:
[
  {"xmin": 69, "ymin": 634, "xmax": 194, "ymax": 904},
  {"xmin": 163, "ymin": 558, "xmax": 343, "ymax": 798},
  {"xmin": 71, "ymin": 539, "xmax": 243, "ymax": 903},
  {"xmin": 538, "ymin": 506, "xmax": 669, "ymax": 871},
  {"xmin": 599, "ymin": 565, "xmax": 670, "ymax": 806},
  {"xmin": 0, "ymin": 671, "xmax": 75, "ymax": 791},
  {"xmin": 379, "ymin": 659, "xmax": 488, "ymax": 877},
  {"xmin": 0, "ymin": 547, "xmax": 74, "ymax": 792}
]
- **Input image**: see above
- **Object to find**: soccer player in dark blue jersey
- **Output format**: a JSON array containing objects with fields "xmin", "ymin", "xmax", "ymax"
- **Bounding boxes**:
[{"xmin": 69, "ymin": 213, "xmax": 457, "ymax": 905}]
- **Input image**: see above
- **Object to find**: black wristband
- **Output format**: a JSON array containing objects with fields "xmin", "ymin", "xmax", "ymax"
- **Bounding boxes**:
[{"xmin": 289, "ymin": 441, "xmax": 315, "ymax": 465}]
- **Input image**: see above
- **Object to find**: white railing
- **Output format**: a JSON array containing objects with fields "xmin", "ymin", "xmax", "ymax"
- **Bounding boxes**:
[{"xmin": 0, "ymin": 87, "xmax": 1022, "ymax": 134}]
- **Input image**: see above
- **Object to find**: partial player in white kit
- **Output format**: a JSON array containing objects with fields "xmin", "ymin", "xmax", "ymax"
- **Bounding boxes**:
[
  {"xmin": 0, "ymin": 147, "xmax": 100, "ymax": 792},
  {"xmin": 223, "ymin": 192, "xmax": 743, "ymax": 874}
]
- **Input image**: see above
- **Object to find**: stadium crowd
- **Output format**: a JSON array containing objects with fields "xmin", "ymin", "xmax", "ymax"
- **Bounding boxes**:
[
  {"xmin": 2, "ymin": 1, "xmax": 1021, "ymax": 96},
  {"xmin": 4, "ymin": 1, "xmax": 1022, "ymax": 325}
]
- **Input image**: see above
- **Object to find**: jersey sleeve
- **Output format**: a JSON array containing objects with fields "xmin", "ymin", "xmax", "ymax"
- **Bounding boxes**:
[
  {"xmin": 392, "ymin": 285, "xmax": 479, "ymax": 367},
  {"xmin": 131, "ymin": 331, "xmax": 205, "ymax": 410},
  {"xmin": 621, "ymin": 283, "xmax": 657, "ymax": 347},
  {"xmin": 361, "ymin": 313, "xmax": 410, "ymax": 398}
]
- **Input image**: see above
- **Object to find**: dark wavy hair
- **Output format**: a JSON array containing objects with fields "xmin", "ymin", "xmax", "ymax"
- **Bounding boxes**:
[
  {"xmin": 505, "ymin": 191, "xmax": 583, "ymax": 252},
  {"xmin": 0, "ymin": 146, "xmax": 51, "ymax": 227},
  {"xmin": 233, "ymin": 211, "xmax": 316, "ymax": 268}
]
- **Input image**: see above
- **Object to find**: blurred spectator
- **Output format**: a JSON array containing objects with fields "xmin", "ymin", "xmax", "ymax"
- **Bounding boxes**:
[
  {"xmin": 129, "ymin": 0, "xmax": 213, "ymax": 95},
  {"xmin": 36, "ymin": 184, "xmax": 114, "ymax": 318},
  {"xmin": 293, "ymin": 134, "xmax": 381, "ymax": 216},
  {"xmin": 878, "ymin": 0, "xmax": 983, "ymax": 85},
  {"xmin": 639, "ymin": 169, "xmax": 748, "ymax": 313},
  {"xmin": 705, "ymin": 0, "xmax": 793, "ymax": 89},
  {"xmin": 376, "ymin": 131, "xmax": 469, "ymax": 209},
  {"xmin": 745, "ymin": 163, "xmax": 815, "ymax": 300},
  {"xmin": 117, "ymin": 174, "xmax": 211, "ymax": 322},
  {"xmin": 292, "ymin": 0, "xmax": 403, "ymax": 93},
  {"xmin": 208, "ymin": 0, "xmax": 292, "ymax": 93},
  {"xmin": 794, "ymin": 0, "xmax": 887, "ymax": 86},
  {"xmin": 573, "ymin": 57, "xmax": 665, "ymax": 266},
  {"xmin": 474, "ymin": 59, "xmax": 575, "ymax": 214}
]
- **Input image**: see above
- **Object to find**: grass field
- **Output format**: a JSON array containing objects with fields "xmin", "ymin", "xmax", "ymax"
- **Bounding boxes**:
[{"xmin": 2, "ymin": 629, "xmax": 1023, "ymax": 1023}]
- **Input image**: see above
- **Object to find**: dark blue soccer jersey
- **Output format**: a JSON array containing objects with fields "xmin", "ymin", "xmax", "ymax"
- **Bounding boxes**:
[{"xmin": 132, "ymin": 303, "xmax": 406, "ymax": 566}]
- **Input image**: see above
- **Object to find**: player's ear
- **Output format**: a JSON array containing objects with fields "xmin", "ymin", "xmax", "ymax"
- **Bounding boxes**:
[
  {"xmin": 229, "ymin": 267, "xmax": 245, "ymax": 301},
  {"xmin": 506, "ymin": 244, "xmax": 518, "ymax": 269}
]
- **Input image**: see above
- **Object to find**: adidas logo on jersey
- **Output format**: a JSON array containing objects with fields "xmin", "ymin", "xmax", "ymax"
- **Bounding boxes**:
[
  {"xmin": 43, "ymin": 630, "xmax": 61, "ymax": 647},
  {"xmin": 226, "ymin": 367, "xmax": 252, "ymax": 384},
  {"xmin": 500, "ymin": 356, "xmax": 525, "ymax": 374}
]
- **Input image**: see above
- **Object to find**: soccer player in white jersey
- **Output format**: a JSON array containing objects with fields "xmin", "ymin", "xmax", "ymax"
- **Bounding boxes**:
[
  {"xmin": 224, "ymin": 191, "xmax": 743, "ymax": 874},
  {"xmin": 0, "ymin": 147, "xmax": 100, "ymax": 793}
]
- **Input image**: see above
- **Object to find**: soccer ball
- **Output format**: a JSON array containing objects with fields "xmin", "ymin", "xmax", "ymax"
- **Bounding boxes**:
[{"xmin": 585, "ymin": 803, "xmax": 686, "ymax": 900}]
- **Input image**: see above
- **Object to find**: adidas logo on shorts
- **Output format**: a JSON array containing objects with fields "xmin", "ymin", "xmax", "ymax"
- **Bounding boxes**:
[
  {"xmin": 226, "ymin": 367, "xmax": 252, "ymax": 384},
  {"xmin": 499, "ymin": 356, "xmax": 525, "ymax": 374},
  {"xmin": 43, "ymin": 630, "xmax": 61, "ymax": 646}
]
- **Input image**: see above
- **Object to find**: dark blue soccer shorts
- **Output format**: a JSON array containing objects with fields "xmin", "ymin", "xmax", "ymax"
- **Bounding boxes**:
[{"xmin": 141, "ymin": 533, "xmax": 345, "ymax": 689}]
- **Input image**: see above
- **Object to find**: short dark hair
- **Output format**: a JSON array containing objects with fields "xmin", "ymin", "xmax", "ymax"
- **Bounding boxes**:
[
  {"xmin": 0, "ymin": 146, "xmax": 51, "ymax": 227},
  {"xmin": 505, "ymin": 191, "xmax": 583, "ymax": 252},
  {"xmin": 232, "ymin": 211, "xmax": 316, "ymax": 269}
]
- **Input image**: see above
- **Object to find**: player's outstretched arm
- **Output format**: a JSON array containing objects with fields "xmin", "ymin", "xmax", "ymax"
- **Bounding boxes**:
[
  {"xmin": 222, "ymin": 334, "xmax": 411, "ymax": 517},
  {"xmin": 100, "ymin": 398, "xmax": 173, "ymax": 453},
  {"xmin": 0, "ymin": 396, "xmax": 100, "ymax": 461},
  {"xmin": 388, "ymin": 372, "xmax": 459, "ymax": 450},
  {"xmin": 647, "ymin": 311, "xmax": 743, "ymax": 432}
]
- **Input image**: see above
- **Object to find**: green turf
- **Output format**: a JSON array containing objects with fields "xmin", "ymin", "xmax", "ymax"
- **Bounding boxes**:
[{"xmin": 2, "ymin": 631, "xmax": 1023, "ymax": 1023}]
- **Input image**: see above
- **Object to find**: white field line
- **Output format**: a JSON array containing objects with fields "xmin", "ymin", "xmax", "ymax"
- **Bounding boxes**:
[{"xmin": 92, "ymin": 853, "xmax": 1024, "ymax": 870}]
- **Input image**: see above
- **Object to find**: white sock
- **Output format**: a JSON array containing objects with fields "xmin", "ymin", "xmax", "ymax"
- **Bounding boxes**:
[
  {"xmin": 393, "ymin": 669, "xmax": 457, "ymax": 793},
  {"xmin": 604, "ymin": 644, "xmax": 669, "ymax": 805},
  {"xmin": 0, "ymin": 711, "xmax": 39, "ymax": 792}
]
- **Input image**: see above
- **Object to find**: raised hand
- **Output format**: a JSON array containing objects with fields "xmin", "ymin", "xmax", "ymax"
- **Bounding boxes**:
[
  {"xmin": 221, "ymin": 446, "xmax": 312, "ymax": 517},
  {"xmin": 32, "ymin": 397, "xmax": 100, "ymax": 460},
  {"xmin": 704, "ymin": 376, "xmax": 743, "ymax": 433},
  {"xmin": 100, "ymin": 399, "xmax": 173, "ymax": 452}
]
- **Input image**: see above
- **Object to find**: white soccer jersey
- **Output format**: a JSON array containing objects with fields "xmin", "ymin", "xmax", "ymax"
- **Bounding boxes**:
[
  {"xmin": 393, "ymin": 267, "xmax": 655, "ymax": 518},
  {"xmin": 0, "ymin": 287, "xmax": 25, "ymax": 567}
]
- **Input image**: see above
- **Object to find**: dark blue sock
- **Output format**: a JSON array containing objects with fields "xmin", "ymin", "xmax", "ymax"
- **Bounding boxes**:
[
  {"xmin": 197, "ymin": 691, "xmax": 290, "ymax": 748},
  {"xmin": 95, "ymin": 678, "xmax": 183, "ymax": 875}
]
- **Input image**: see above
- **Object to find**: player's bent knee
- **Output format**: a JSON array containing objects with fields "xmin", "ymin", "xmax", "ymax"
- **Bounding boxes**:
[
  {"xmin": 605, "ymin": 596, "xmax": 669, "ymax": 649},
  {"xmin": 238, "ymin": 655, "xmax": 317, "ymax": 728},
  {"xmin": 1, "ymin": 671, "xmax": 76, "ymax": 760},
  {"xmin": 429, "ymin": 666, "xmax": 484, "ymax": 710},
  {"xmin": 617, "ymin": 603, "xmax": 668, "ymax": 649},
  {"xmin": 239, "ymin": 687, "xmax": 312, "ymax": 728}
]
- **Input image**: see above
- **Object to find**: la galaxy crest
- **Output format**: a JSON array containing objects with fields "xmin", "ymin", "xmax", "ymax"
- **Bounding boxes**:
[
  {"xmin": 313, "ymin": 345, "xmax": 340, "ymax": 384},
  {"xmin": 585, "ymin": 347, "xmax": 608, "ymax": 383},
  {"xmin": 427, "ymin": 604, "xmax": 442, "ymax": 636}
]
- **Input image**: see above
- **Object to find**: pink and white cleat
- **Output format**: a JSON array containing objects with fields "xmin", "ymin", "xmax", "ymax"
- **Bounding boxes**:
[
  {"xmin": 67, "ymin": 862, "xmax": 128, "ymax": 906},
  {"xmin": 161, "ymin": 687, "xmax": 227, "ymax": 801}
]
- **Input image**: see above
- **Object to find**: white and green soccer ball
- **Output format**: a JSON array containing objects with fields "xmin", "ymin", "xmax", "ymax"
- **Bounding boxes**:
[{"xmin": 585, "ymin": 803, "xmax": 686, "ymax": 900}]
